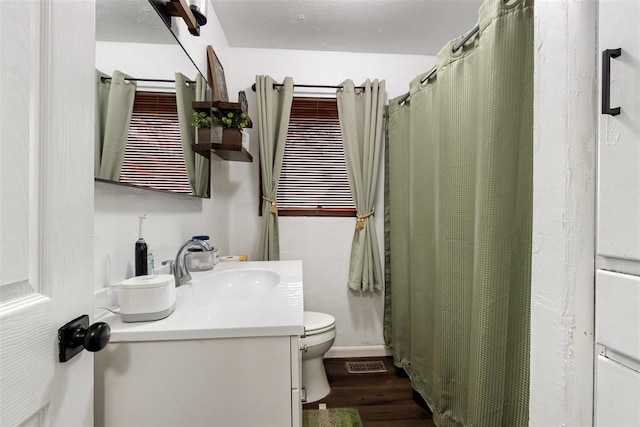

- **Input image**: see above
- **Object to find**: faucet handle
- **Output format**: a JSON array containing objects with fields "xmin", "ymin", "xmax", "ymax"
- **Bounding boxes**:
[{"xmin": 161, "ymin": 260, "xmax": 175, "ymax": 274}]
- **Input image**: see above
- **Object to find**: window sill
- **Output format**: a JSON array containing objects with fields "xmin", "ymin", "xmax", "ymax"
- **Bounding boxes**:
[{"xmin": 276, "ymin": 208, "xmax": 356, "ymax": 217}]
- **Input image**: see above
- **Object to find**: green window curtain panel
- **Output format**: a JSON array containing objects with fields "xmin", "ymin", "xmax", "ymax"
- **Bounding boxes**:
[
  {"xmin": 193, "ymin": 74, "xmax": 209, "ymax": 197},
  {"xmin": 384, "ymin": 0, "xmax": 533, "ymax": 426},
  {"xmin": 95, "ymin": 70, "xmax": 110, "ymax": 177},
  {"xmin": 97, "ymin": 70, "xmax": 136, "ymax": 181},
  {"xmin": 175, "ymin": 72, "xmax": 200, "ymax": 196},
  {"xmin": 256, "ymin": 75, "xmax": 294, "ymax": 261},
  {"xmin": 337, "ymin": 79, "xmax": 385, "ymax": 292}
]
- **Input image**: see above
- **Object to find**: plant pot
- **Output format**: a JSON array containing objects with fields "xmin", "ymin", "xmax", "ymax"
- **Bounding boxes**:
[
  {"xmin": 221, "ymin": 128, "xmax": 242, "ymax": 147},
  {"xmin": 196, "ymin": 127, "xmax": 212, "ymax": 144},
  {"xmin": 201, "ymin": 127, "xmax": 242, "ymax": 147}
]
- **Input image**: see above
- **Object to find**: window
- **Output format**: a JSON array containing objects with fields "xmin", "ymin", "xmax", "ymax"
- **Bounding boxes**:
[
  {"xmin": 120, "ymin": 91, "xmax": 193, "ymax": 194},
  {"xmin": 275, "ymin": 97, "xmax": 355, "ymax": 217}
]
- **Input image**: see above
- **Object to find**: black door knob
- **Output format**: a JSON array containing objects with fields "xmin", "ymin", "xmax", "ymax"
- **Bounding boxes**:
[
  {"xmin": 72, "ymin": 321, "xmax": 110, "ymax": 352},
  {"xmin": 58, "ymin": 315, "xmax": 111, "ymax": 362}
]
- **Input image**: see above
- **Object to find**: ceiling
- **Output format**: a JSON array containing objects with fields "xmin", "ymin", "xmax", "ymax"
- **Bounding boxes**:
[
  {"xmin": 209, "ymin": 0, "xmax": 484, "ymax": 56},
  {"xmin": 96, "ymin": 0, "xmax": 176, "ymax": 44},
  {"xmin": 96, "ymin": 0, "xmax": 485, "ymax": 56}
]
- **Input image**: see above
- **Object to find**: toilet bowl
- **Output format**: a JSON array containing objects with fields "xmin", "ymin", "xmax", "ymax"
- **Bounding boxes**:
[{"xmin": 301, "ymin": 311, "xmax": 336, "ymax": 403}]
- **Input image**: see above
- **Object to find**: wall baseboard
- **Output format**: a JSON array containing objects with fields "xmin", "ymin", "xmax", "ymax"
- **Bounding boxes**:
[{"xmin": 325, "ymin": 345, "xmax": 392, "ymax": 359}]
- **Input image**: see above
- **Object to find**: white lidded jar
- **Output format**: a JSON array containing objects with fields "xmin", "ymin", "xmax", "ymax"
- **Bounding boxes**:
[{"xmin": 119, "ymin": 274, "xmax": 175, "ymax": 322}]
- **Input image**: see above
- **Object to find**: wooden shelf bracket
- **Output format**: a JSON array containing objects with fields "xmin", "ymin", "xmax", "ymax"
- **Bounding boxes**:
[{"xmin": 165, "ymin": 0, "xmax": 200, "ymax": 36}]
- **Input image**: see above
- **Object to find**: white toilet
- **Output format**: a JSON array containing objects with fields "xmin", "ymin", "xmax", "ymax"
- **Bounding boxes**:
[{"xmin": 301, "ymin": 311, "xmax": 336, "ymax": 403}]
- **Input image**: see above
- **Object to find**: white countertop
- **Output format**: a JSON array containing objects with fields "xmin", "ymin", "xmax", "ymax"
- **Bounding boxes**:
[{"xmin": 100, "ymin": 260, "xmax": 304, "ymax": 342}]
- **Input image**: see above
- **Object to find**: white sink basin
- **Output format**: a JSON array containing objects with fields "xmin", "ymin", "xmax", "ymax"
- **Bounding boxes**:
[
  {"xmin": 100, "ymin": 261, "xmax": 303, "ymax": 342},
  {"xmin": 206, "ymin": 268, "xmax": 280, "ymax": 300}
]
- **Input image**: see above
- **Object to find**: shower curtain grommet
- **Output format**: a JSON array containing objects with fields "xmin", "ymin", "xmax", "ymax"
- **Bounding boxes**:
[
  {"xmin": 450, "ymin": 40, "xmax": 467, "ymax": 58},
  {"xmin": 501, "ymin": 0, "xmax": 524, "ymax": 10}
]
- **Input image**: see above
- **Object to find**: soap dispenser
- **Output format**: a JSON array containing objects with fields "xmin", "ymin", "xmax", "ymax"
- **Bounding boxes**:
[{"xmin": 135, "ymin": 215, "xmax": 148, "ymax": 276}]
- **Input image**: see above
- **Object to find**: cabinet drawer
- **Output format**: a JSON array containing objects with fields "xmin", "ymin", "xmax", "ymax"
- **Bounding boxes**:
[
  {"xmin": 595, "ymin": 355, "xmax": 640, "ymax": 426},
  {"xmin": 596, "ymin": 270, "xmax": 640, "ymax": 361}
]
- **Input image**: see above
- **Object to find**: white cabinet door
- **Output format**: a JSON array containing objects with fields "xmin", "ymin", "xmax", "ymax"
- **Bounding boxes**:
[
  {"xmin": 0, "ymin": 1, "xmax": 94, "ymax": 426},
  {"xmin": 598, "ymin": 0, "xmax": 640, "ymax": 264},
  {"xmin": 96, "ymin": 337, "xmax": 294, "ymax": 427}
]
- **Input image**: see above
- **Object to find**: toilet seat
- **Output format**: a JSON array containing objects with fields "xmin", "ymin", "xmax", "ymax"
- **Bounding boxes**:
[{"xmin": 304, "ymin": 311, "xmax": 335, "ymax": 336}]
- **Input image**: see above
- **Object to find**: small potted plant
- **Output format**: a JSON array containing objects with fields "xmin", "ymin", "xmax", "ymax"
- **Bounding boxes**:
[
  {"xmin": 212, "ymin": 110, "xmax": 250, "ymax": 146},
  {"xmin": 213, "ymin": 110, "xmax": 250, "ymax": 129},
  {"xmin": 192, "ymin": 111, "xmax": 212, "ymax": 144}
]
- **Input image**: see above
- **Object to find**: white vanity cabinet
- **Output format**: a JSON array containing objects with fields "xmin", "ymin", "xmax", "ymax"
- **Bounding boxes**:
[
  {"xmin": 94, "ymin": 260, "xmax": 305, "ymax": 427},
  {"xmin": 596, "ymin": 2, "xmax": 640, "ymax": 425},
  {"xmin": 95, "ymin": 335, "xmax": 302, "ymax": 427}
]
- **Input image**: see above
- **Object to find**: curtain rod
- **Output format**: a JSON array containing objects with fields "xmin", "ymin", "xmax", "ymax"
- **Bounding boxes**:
[
  {"xmin": 99, "ymin": 77, "xmax": 196, "ymax": 84},
  {"xmin": 398, "ymin": 23, "xmax": 480, "ymax": 105},
  {"xmin": 250, "ymin": 83, "xmax": 365, "ymax": 92},
  {"xmin": 398, "ymin": 0, "xmax": 514, "ymax": 105}
]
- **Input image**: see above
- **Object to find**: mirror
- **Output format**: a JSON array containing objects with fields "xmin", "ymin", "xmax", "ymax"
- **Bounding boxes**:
[{"xmin": 95, "ymin": 0, "xmax": 210, "ymax": 198}]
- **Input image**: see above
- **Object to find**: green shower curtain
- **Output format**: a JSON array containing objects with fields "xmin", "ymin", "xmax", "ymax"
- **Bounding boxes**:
[{"xmin": 384, "ymin": 0, "xmax": 533, "ymax": 426}]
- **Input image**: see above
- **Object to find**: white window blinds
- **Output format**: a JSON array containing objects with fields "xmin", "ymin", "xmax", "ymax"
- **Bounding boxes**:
[
  {"xmin": 120, "ymin": 91, "xmax": 192, "ymax": 194},
  {"xmin": 276, "ymin": 97, "xmax": 355, "ymax": 216}
]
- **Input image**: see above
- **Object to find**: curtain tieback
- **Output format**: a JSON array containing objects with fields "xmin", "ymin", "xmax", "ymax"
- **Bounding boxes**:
[
  {"xmin": 356, "ymin": 210, "xmax": 374, "ymax": 230},
  {"xmin": 262, "ymin": 196, "xmax": 278, "ymax": 214}
]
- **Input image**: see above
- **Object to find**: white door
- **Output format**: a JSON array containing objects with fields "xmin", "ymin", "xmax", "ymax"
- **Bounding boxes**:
[
  {"xmin": 0, "ymin": 1, "xmax": 95, "ymax": 426},
  {"xmin": 596, "ymin": 1, "xmax": 640, "ymax": 426},
  {"xmin": 597, "ymin": 0, "xmax": 640, "ymax": 275}
]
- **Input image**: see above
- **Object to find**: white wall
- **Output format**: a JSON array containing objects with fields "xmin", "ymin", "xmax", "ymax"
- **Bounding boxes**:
[
  {"xmin": 220, "ymin": 48, "xmax": 434, "ymax": 347},
  {"xmin": 96, "ymin": 41, "xmax": 197, "ymax": 82},
  {"xmin": 530, "ymin": 1, "xmax": 596, "ymax": 425},
  {"xmin": 94, "ymin": 159, "xmax": 229, "ymax": 289}
]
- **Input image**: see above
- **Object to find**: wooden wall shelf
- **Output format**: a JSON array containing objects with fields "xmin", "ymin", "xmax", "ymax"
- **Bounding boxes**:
[
  {"xmin": 191, "ymin": 101, "xmax": 253, "ymax": 162},
  {"xmin": 192, "ymin": 127, "xmax": 252, "ymax": 162},
  {"xmin": 192, "ymin": 101, "xmax": 244, "ymax": 111},
  {"xmin": 192, "ymin": 143, "xmax": 253, "ymax": 162}
]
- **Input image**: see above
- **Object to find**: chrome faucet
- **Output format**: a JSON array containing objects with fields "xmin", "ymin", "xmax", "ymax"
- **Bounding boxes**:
[{"xmin": 174, "ymin": 239, "xmax": 212, "ymax": 286}]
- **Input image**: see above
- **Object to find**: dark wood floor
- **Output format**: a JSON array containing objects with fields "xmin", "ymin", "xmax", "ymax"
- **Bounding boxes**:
[{"xmin": 303, "ymin": 356, "xmax": 435, "ymax": 426}]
